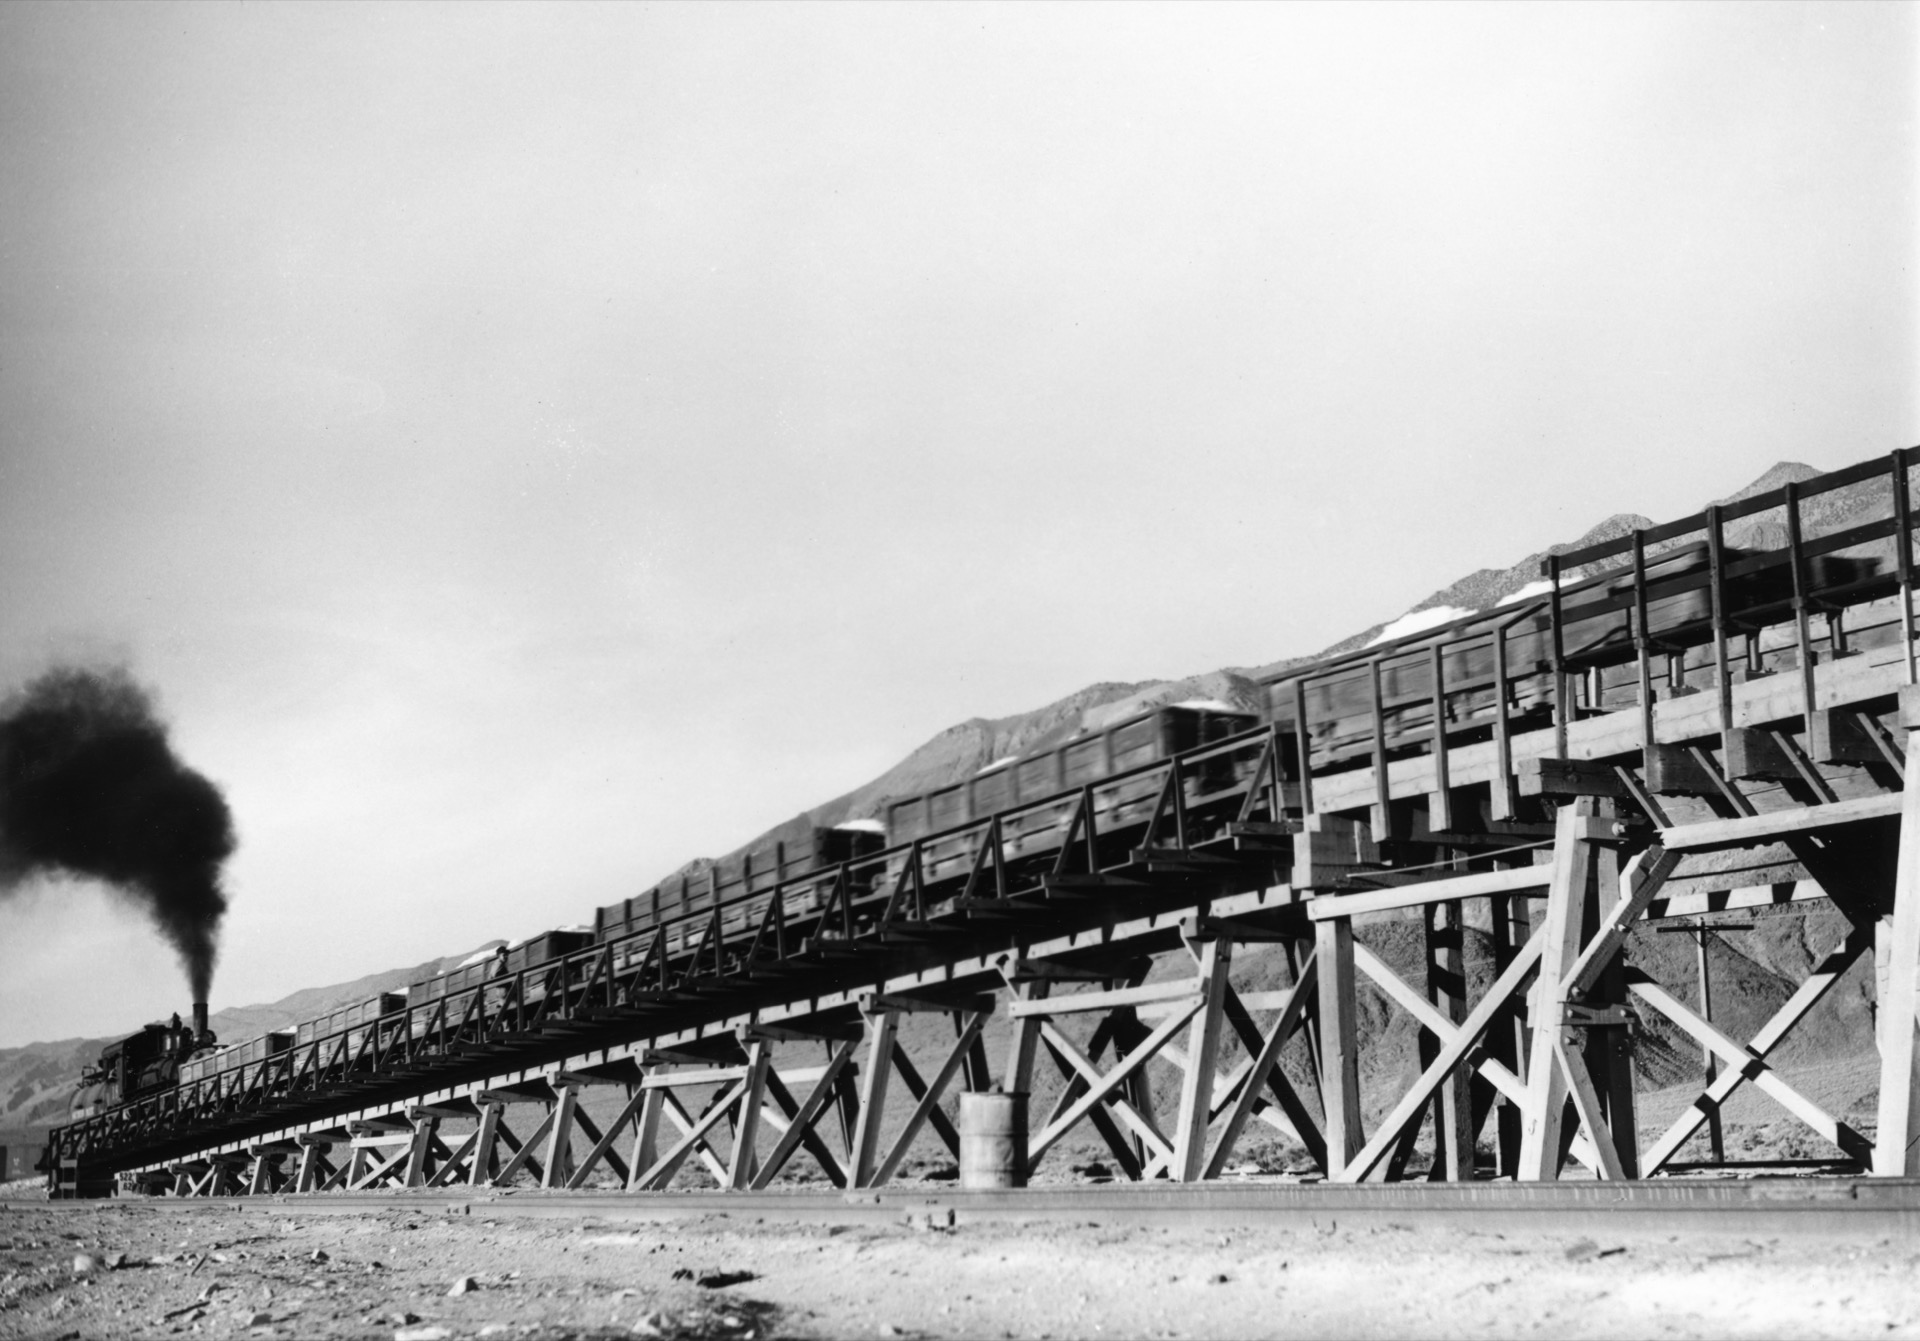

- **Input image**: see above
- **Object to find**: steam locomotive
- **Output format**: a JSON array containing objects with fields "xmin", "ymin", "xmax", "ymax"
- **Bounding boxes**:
[
  {"xmin": 69, "ymin": 1003, "xmax": 215, "ymax": 1120},
  {"xmin": 68, "ymin": 521, "xmax": 1894, "ymax": 1126}
]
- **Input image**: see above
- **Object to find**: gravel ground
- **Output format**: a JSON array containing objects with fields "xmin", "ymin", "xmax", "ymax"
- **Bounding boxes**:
[{"xmin": 4, "ymin": 1194, "xmax": 1920, "ymax": 1340}]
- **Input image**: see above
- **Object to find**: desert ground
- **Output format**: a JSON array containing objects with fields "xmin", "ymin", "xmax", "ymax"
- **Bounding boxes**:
[{"xmin": 3, "ymin": 1179, "xmax": 1919, "ymax": 1341}]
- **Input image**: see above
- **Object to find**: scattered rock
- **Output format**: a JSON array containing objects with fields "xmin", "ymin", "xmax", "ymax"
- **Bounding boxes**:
[
  {"xmin": 631, "ymin": 1314, "xmax": 668, "ymax": 1337},
  {"xmin": 246, "ymin": 1310, "xmax": 273, "ymax": 1326},
  {"xmin": 671, "ymin": 1267, "xmax": 695, "ymax": 1282},
  {"xmin": 447, "ymin": 1275, "xmax": 477, "ymax": 1296},
  {"xmin": 309, "ymin": 1250, "xmax": 329, "ymax": 1264},
  {"xmin": 1564, "ymin": 1238, "xmax": 1600, "ymax": 1262},
  {"xmin": 1210, "ymin": 1273, "xmax": 1231, "ymax": 1285},
  {"xmin": 390, "ymin": 1311, "xmax": 421, "ymax": 1325},
  {"xmin": 878, "ymin": 1325, "xmax": 904, "ymax": 1338},
  {"xmin": 697, "ymin": 1269, "xmax": 758, "ymax": 1289},
  {"xmin": 105, "ymin": 1252, "xmax": 126, "ymax": 1270},
  {"xmin": 395, "ymin": 1328, "xmax": 452, "ymax": 1341},
  {"xmin": 70, "ymin": 1254, "xmax": 99, "ymax": 1276}
]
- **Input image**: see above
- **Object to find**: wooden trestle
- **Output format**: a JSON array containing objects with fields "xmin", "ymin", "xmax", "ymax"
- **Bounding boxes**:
[{"xmin": 50, "ymin": 448, "xmax": 1920, "ymax": 1197}]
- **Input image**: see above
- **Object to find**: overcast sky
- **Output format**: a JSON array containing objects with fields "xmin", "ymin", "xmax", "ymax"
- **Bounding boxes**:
[{"xmin": 0, "ymin": 2, "xmax": 1913, "ymax": 1047}]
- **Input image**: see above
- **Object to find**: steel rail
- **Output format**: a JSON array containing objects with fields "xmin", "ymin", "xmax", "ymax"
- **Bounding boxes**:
[{"xmin": 11, "ymin": 1178, "xmax": 1920, "ymax": 1237}]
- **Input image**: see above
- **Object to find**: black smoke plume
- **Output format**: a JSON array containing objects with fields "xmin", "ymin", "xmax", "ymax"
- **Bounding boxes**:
[{"xmin": 0, "ymin": 666, "xmax": 235, "ymax": 999}]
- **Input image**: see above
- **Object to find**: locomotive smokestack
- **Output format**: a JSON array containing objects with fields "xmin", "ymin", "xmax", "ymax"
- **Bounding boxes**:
[
  {"xmin": 0, "ymin": 666, "xmax": 235, "ymax": 998},
  {"xmin": 192, "ymin": 1001, "xmax": 209, "ymax": 1046}
]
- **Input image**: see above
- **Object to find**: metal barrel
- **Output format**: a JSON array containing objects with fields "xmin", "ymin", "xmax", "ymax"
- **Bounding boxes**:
[{"xmin": 958, "ymin": 1091, "xmax": 1028, "ymax": 1189}]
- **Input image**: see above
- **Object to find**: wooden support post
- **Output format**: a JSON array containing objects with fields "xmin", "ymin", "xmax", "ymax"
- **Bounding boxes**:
[
  {"xmin": 625, "ymin": 1089, "xmax": 666, "ymax": 1190},
  {"xmin": 1425, "ymin": 901, "xmax": 1473, "ymax": 1181},
  {"xmin": 470, "ymin": 1103, "xmax": 504, "ymax": 1188},
  {"xmin": 1293, "ymin": 678, "xmax": 1315, "ymax": 817},
  {"xmin": 962, "ymin": 1015, "xmax": 993, "ymax": 1094},
  {"xmin": 1491, "ymin": 620, "xmax": 1518, "ymax": 821},
  {"xmin": 1173, "ymin": 936, "xmax": 1232, "ymax": 1182},
  {"xmin": 247, "ymin": 1154, "xmax": 272, "ymax": 1196},
  {"xmin": 1004, "ymin": 978, "xmax": 1050, "ymax": 1096},
  {"xmin": 1369, "ymin": 658, "xmax": 1393, "ymax": 839},
  {"xmin": 1518, "ymin": 797, "xmax": 1601, "ymax": 1180},
  {"xmin": 541, "ymin": 1085, "xmax": 579, "ymax": 1189},
  {"xmin": 1488, "ymin": 889, "xmax": 1528, "ymax": 1177},
  {"xmin": 1315, "ymin": 917, "xmax": 1363, "ymax": 1177},
  {"xmin": 1707, "ymin": 503, "xmax": 1735, "ymax": 755},
  {"xmin": 1786, "ymin": 480, "xmax": 1819, "ymax": 736},
  {"xmin": 403, "ymin": 1114, "xmax": 439, "ymax": 1188},
  {"xmin": 1586, "ymin": 830, "xmax": 1639, "ymax": 1179},
  {"xmin": 1429, "ymin": 644, "xmax": 1453, "ymax": 832},
  {"xmin": 850, "ymin": 1010, "xmax": 898, "ymax": 1188},
  {"xmin": 294, "ymin": 1138, "xmax": 326, "ymax": 1193},
  {"xmin": 727, "ymin": 1040, "xmax": 772, "ymax": 1190},
  {"xmin": 1876, "ymin": 742, "xmax": 1920, "ymax": 1176},
  {"xmin": 1895, "ymin": 448, "xmax": 1917, "ymax": 685}
]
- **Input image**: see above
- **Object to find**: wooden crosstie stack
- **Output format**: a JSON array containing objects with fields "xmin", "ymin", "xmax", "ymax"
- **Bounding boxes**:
[{"xmin": 48, "ymin": 446, "xmax": 1920, "ymax": 1198}]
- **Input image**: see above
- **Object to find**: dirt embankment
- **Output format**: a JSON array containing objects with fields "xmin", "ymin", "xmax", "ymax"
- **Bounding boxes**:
[{"xmin": 4, "ymin": 1196, "xmax": 1920, "ymax": 1340}]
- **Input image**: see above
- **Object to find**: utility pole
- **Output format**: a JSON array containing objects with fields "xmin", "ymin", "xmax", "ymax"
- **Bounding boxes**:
[{"xmin": 1656, "ymin": 918, "xmax": 1753, "ymax": 1165}]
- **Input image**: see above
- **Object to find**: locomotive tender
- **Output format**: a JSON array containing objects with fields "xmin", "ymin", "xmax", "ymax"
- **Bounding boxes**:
[{"xmin": 58, "ymin": 451, "xmax": 1911, "ymax": 1184}]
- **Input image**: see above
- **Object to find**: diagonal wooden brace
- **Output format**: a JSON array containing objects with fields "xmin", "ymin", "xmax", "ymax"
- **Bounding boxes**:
[
  {"xmin": 871, "ymin": 1011, "xmax": 989, "ymax": 1187},
  {"xmin": 1640, "ymin": 925, "xmax": 1871, "ymax": 1173},
  {"xmin": 1627, "ymin": 969, "xmax": 1873, "ymax": 1164},
  {"xmin": 565, "ymin": 1086, "xmax": 652, "ymax": 1190},
  {"xmin": 1031, "ymin": 1006, "xmax": 1197, "ymax": 1166},
  {"xmin": 751, "ymin": 1042, "xmax": 858, "ymax": 1190},
  {"xmin": 1337, "ymin": 928, "xmax": 1546, "ymax": 1183},
  {"xmin": 1204, "ymin": 955, "xmax": 1319, "ymax": 1178},
  {"xmin": 635, "ymin": 1078, "xmax": 750, "ymax": 1190}
]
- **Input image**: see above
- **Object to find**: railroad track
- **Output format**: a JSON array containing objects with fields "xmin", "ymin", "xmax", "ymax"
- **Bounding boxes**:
[{"xmin": 13, "ymin": 1177, "xmax": 1920, "ymax": 1237}]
